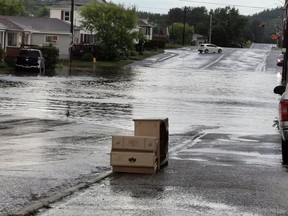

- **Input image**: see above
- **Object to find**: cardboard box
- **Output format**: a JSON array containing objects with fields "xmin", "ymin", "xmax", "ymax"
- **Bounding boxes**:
[{"xmin": 112, "ymin": 135, "xmax": 158, "ymax": 151}]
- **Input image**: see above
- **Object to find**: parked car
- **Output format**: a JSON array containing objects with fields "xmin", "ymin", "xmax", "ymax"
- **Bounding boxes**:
[
  {"xmin": 277, "ymin": 53, "xmax": 284, "ymax": 66},
  {"xmin": 15, "ymin": 49, "xmax": 45, "ymax": 73},
  {"xmin": 198, "ymin": 43, "xmax": 223, "ymax": 54},
  {"xmin": 274, "ymin": 85, "xmax": 288, "ymax": 164}
]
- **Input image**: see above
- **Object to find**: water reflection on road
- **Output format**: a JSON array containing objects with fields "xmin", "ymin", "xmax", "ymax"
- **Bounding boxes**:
[{"xmin": 0, "ymin": 46, "xmax": 280, "ymax": 135}]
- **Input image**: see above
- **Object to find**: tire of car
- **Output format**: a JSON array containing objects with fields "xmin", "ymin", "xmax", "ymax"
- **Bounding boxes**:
[
  {"xmin": 282, "ymin": 139, "xmax": 288, "ymax": 164},
  {"xmin": 204, "ymin": 49, "xmax": 209, "ymax": 53},
  {"xmin": 199, "ymin": 50, "xmax": 203, "ymax": 54},
  {"xmin": 218, "ymin": 49, "xmax": 222, "ymax": 53}
]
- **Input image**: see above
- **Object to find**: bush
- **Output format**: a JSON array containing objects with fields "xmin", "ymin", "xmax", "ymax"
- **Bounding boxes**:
[
  {"xmin": 39, "ymin": 45, "xmax": 59, "ymax": 71},
  {"xmin": 0, "ymin": 46, "xmax": 3, "ymax": 61},
  {"xmin": 81, "ymin": 53, "xmax": 94, "ymax": 61},
  {"xmin": 144, "ymin": 40, "xmax": 166, "ymax": 50}
]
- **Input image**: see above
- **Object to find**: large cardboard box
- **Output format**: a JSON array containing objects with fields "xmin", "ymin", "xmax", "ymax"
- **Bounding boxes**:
[
  {"xmin": 111, "ymin": 135, "xmax": 159, "ymax": 174},
  {"xmin": 133, "ymin": 118, "xmax": 169, "ymax": 170},
  {"xmin": 112, "ymin": 135, "xmax": 158, "ymax": 151}
]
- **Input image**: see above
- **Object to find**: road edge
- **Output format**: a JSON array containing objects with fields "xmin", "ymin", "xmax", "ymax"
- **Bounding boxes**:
[{"xmin": 10, "ymin": 171, "xmax": 112, "ymax": 216}]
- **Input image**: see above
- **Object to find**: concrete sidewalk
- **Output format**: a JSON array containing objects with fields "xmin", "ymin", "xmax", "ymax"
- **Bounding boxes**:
[{"xmin": 17, "ymin": 157, "xmax": 276, "ymax": 216}]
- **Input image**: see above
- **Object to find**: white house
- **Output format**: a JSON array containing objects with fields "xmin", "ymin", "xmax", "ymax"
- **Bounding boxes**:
[
  {"xmin": 138, "ymin": 19, "xmax": 154, "ymax": 41},
  {"xmin": 192, "ymin": 34, "xmax": 207, "ymax": 46},
  {"xmin": 49, "ymin": 0, "xmax": 106, "ymax": 44}
]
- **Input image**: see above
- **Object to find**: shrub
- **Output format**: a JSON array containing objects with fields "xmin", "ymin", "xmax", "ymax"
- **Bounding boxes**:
[
  {"xmin": 0, "ymin": 46, "xmax": 3, "ymax": 61},
  {"xmin": 81, "ymin": 53, "xmax": 94, "ymax": 61},
  {"xmin": 39, "ymin": 45, "xmax": 59, "ymax": 71}
]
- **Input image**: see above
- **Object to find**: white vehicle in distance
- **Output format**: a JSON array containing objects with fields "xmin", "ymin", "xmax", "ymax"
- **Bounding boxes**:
[{"xmin": 198, "ymin": 43, "xmax": 223, "ymax": 54}]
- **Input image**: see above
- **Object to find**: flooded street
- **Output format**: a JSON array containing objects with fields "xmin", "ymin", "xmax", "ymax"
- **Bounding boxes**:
[{"xmin": 0, "ymin": 44, "xmax": 285, "ymax": 215}]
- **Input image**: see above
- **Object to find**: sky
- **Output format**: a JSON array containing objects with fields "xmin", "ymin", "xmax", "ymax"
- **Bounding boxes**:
[{"xmin": 110, "ymin": 0, "xmax": 282, "ymax": 16}]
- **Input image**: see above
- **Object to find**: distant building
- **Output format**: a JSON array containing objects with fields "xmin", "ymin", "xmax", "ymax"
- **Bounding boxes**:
[
  {"xmin": 192, "ymin": 34, "xmax": 207, "ymax": 46},
  {"xmin": 138, "ymin": 19, "xmax": 154, "ymax": 41}
]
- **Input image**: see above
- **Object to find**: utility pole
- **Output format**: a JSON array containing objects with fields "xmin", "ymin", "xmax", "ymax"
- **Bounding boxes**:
[
  {"xmin": 70, "ymin": 0, "xmax": 74, "ymax": 35},
  {"xmin": 209, "ymin": 14, "xmax": 212, "ymax": 43},
  {"xmin": 69, "ymin": 0, "xmax": 74, "ymax": 74},
  {"xmin": 182, "ymin": 6, "xmax": 187, "ymax": 45}
]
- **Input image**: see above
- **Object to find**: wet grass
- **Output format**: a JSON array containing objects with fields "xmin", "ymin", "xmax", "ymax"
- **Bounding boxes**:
[
  {"xmin": 62, "ymin": 49, "xmax": 165, "ymax": 69},
  {"xmin": 0, "ymin": 45, "xmax": 187, "ymax": 74}
]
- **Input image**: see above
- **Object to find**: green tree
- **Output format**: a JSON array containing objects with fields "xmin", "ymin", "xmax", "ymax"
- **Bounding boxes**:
[
  {"xmin": 0, "ymin": 0, "xmax": 25, "ymax": 16},
  {"xmin": 169, "ymin": 23, "xmax": 194, "ymax": 44},
  {"xmin": 80, "ymin": 3, "xmax": 138, "ymax": 60},
  {"xmin": 211, "ymin": 7, "xmax": 248, "ymax": 46}
]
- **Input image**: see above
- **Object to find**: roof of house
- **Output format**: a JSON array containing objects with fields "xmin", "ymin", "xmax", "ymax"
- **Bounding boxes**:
[
  {"xmin": 0, "ymin": 16, "xmax": 71, "ymax": 34},
  {"xmin": 138, "ymin": 19, "xmax": 153, "ymax": 27},
  {"xmin": 193, "ymin": 34, "xmax": 207, "ymax": 40},
  {"xmin": 51, "ymin": 0, "xmax": 106, "ymax": 8}
]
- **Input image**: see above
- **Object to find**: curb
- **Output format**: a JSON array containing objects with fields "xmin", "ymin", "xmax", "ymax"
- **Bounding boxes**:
[{"xmin": 10, "ymin": 171, "xmax": 112, "ymax": 216}]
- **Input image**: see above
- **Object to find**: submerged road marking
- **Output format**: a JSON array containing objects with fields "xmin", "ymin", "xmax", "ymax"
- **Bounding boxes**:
[{"xmin": 201, "ymin": 54, "xmax": 225, "ymax": 70}]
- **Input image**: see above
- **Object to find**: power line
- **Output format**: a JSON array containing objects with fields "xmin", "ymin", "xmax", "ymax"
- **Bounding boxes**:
[{"xmin": 179, "ymin": 0, "xmax": 274, "ymax": 9}]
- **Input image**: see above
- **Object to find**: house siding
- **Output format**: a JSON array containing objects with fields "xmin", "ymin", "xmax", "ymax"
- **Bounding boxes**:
[{"xmin": 31, "ymin": 33, "xmax": 71, "ymax": 59}]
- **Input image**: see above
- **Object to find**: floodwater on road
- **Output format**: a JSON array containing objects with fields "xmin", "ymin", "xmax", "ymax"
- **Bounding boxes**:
[{"xmin": 0, "ymin": 45, "xmax": 280, "ymax": 135}]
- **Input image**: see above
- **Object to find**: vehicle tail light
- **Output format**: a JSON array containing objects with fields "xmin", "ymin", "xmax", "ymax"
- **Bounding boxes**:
[{"xmin": 280, "ymin": 100, "xmax": 288, "ymax": 121}]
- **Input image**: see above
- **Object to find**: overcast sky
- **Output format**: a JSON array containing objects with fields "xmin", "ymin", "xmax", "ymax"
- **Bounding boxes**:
[{"xmin": 110, "ymin": 0, "xmax": 281, "ymax": 15}]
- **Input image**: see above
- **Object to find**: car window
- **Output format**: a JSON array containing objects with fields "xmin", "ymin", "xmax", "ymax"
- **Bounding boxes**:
[
  {"xmin": 19, "ymin": 50, "xmax": 40, "ymax": 57},
  {"xmin": 29, "ymin": 51, "xmax": 40, "ymax": 58},
  {"xmin": 19, "ymin": 50, "xmax": 29, "ymax": 56}
]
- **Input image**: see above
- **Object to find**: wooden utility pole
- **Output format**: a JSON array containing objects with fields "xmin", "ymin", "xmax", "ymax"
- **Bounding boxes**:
[
  {"xmin": 182, "ymin": 6, "xmax": 187, "ymax": 45},
  {"xmin": 69, "ymin": 0, "xmax": 74, "ymax": 74}
]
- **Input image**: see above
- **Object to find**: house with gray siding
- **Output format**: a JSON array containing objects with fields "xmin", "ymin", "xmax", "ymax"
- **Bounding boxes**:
[{"xmin": 0, "ymin": 16, "xmax": 72, "ymax": 59}]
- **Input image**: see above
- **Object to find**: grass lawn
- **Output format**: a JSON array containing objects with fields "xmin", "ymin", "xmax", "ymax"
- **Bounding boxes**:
[
  {"xmin": 0, "ymin": 44, "xmax": 187, "ymax": 74},
  {"xmin": 61, "ymin": 49, "xmax": 165, "ymax": 69}
]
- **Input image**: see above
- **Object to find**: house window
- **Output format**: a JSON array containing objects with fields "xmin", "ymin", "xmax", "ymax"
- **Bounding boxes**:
[
  {"xmin": 45, "ymin": 35, "xmax": 58, "ymax": 43},
  {"xmin": 61, "ymin": 11, "xmax": 70, "ymax": 21},
  {"xmin": 146, "ymin": 27, "xmax": 151, "ymax": 35},
  {"xmin": 64, "ymin": 11, "xmax": 70, "ymax": 21},
  {"xmin": 81, "ymin": 34, "xmax": 94, "ymax": 44},
  {"xmin": 7, "ymin": 32, "xmax": 17, "ymax": 46}
]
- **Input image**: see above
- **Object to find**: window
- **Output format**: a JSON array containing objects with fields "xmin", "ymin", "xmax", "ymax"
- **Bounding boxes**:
[
  {"xmin": 64, "ymin": 11, "xmax": 70, "ymax": 21},
  {"xmin": 45, "ymin": 35, "xmax": 58, "ymax": 43},
  {"xmin": 81, "ymin": 34, "xmax": 94, "ymax": 44},
  {"xmin": 7, "ymin": 32, "xmax": 17, "ymax": 46},
  {"xmin": 61, "ymin": 11, "xmax": 70, "ymax": 21}
]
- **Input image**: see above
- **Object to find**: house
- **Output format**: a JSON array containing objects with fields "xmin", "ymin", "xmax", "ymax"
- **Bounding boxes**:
[
  {"xmin": 0, "ymin": 16, "xmax": 73, "ymax": 59},
  {"xmin": 49, "ymin": 0, "xmax": 106, "ymax": 44},
  {"xmin": 138, "ymin": 19, "xmax": 154, "ymax": 41},
  {"xmin": 192, "ymin": 34, "xmax": 207, "ymax": 46}
]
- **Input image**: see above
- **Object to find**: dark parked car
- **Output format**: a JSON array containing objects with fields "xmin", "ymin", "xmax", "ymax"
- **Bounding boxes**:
[{"xmin": 15, "ymin": 49, "xmax": 45, "ymax": 73}]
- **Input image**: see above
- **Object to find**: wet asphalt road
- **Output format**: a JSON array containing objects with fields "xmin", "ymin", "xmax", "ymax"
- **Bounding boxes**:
[{"xmin": 0, "ymin": 44, "xmax": 287, "ymax": 215}]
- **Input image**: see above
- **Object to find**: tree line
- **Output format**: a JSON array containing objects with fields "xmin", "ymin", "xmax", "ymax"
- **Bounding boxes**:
[{"xmin": 139, "ymin": 6, "xmax": 283, "ymax": 46}]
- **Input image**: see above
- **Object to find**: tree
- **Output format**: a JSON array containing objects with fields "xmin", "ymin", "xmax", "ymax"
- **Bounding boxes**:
[
  {"xmin": 169, "ymin": 23, "xmax": 194, "ymax": 44},
  {"xmin": 80, "ymin": 3, "xmax": 138, "ymax": 60},
  {"xmin": 0, "ymin": 0, "xmax": 25, "ymax": 16},
  {"xmin": 211, "ymin": 7, "xmax": 248, "ymax": 46}
]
